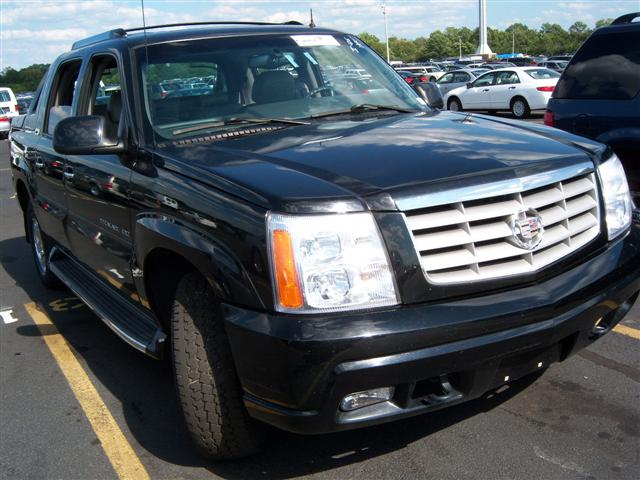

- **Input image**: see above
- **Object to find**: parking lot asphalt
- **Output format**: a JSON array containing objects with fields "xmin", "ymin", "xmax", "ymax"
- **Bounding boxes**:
[{"xmin": 0, "ymin": 121, "xmax": 638, "ymax": 479}]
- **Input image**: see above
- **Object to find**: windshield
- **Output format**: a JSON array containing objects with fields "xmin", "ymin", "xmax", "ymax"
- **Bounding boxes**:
[
  {"xmin": 525, "ymin": 68, "xmax": 561, "ymax": 80},
  {"xmin": 136, "ymin": 33, "xmax": 425, "ymax": 141}
]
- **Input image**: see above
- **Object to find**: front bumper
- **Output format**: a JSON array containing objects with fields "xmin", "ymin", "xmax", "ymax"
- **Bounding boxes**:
[{"xmin": 223, "ymin": 223, "xmax": 640, "ymax": 434}]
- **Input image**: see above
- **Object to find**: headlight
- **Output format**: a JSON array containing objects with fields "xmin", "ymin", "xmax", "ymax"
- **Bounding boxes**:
[
  {"xmin": 267, "ymin": 212, "xmax": 399, "ymax": 313},
  {"xmin": 598, "ymin": 154, "xmax": 632, "ymax": 240}
]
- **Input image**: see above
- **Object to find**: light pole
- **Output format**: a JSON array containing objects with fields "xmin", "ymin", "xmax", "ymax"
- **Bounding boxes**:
[
  {"xmin": 382, "ymin": 1, "xmax": 390, "ymax": 62},
  {"xmin": 459, "ymin": 37, "xmax": 462, "ymax": 60},
  {"xmin": 512, "ymin": 30, "xmax": 515, "ymax": 56}
]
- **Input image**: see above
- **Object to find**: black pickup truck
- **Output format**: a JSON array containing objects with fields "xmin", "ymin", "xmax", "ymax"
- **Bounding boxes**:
[{"xmin": 9, "ymin": 22, "xmax": 640, "ymax": 460}]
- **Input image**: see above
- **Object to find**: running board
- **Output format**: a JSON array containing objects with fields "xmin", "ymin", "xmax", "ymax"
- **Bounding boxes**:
[{"xmin": 49, "ymin": 252, "xmax": 166, "ymax": 359}]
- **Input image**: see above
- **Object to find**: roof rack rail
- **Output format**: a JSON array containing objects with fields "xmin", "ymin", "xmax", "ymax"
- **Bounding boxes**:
[
  {"xmin": 70, "ymin": 21, "xmax": 305, "ymax": 50},
  {"xmin": 611, "ymin": 12, "xmax": 639, "ymax": 25},
  {"xmin": 72, "ymin": 29, "xmax": 126, "ymax": 50},
  {"xmin": 124, "ymin": 20, "xmax": 304, "ymax": 34}
]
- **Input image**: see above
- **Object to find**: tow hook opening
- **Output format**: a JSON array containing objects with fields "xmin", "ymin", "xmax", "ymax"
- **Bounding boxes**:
[{"xmin": 590, "ymin": 292, "xmax": 639, "ymax": 340}]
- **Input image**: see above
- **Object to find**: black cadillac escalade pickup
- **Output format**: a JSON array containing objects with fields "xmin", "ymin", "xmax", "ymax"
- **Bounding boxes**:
[{"xmin": 9, "ymin": 22, "xmax": 640, "ymax": 460}]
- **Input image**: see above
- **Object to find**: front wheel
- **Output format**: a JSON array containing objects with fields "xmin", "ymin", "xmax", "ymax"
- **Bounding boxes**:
[
  {"xmin": 171, "ymin": 272, "xmax": 264, "ymax": 460},
  {"xmin": 448, "ymin": 98, "xmax": 462, "ymax": 111},
  {"xmin": 511, "ymin": 97, "xmax": 530, "ymax": 119},
  {"xmin": 27, "ymin": 204, "xmax": 62, "ymax": 289}
]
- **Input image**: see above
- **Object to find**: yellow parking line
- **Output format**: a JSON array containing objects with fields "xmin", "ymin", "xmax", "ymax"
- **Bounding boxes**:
[
  {"xmin": 613, "ymin": 324, "xmax": 640, "ymax": 340},
  {"xmin": 25, "ymin": 302, "xmax": 150, "ymax": 480}
]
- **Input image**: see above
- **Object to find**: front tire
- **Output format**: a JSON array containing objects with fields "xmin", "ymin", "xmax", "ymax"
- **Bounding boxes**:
[
  {"xmin": 511, "ymin": 97, "xmax": 530, "ymax": 119},
  {"xmin": 27, "ymin": 204, "xmax": 62, "ymax": 289},
  {"xmin": 448, "ymin": 97, "xmax": 462, "ymax": 111},
  {"xmin": 171, "ymin": 272, "xmax": 263, "ymax": 460}
]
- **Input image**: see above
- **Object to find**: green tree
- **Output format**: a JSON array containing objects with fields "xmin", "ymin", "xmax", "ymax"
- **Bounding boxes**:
[{"xmin": 595, "ymin": 18, "xmax": 613, "ymax": 28}]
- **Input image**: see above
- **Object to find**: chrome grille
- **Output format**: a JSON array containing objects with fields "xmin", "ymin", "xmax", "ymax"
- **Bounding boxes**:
[{"xmin": 402, "ymin": 169, "xmax": 600, "ymax": 284}]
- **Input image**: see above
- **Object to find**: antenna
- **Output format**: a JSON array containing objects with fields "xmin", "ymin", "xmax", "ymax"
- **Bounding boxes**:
[{"xmin": 309, "ymin": 8, "xmax": 315, "ymax": 28}]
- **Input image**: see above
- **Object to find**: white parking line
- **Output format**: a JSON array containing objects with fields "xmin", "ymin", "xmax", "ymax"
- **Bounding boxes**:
[{"xmin": 0, "ymin": 309, "xmax": 19, "ymax": 324}]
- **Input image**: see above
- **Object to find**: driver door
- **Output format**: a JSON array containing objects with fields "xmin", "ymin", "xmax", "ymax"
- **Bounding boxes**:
[{"xmin": 63, "ymin": 54, "xmax": 138, "ymax": 298}]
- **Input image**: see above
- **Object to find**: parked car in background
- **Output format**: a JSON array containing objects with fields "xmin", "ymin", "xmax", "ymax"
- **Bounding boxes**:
[
  {"xmin": 436, "ymin": 68, "xmax": 489, "ymax": 95},
  {"xmin": 396, "ymin": 69, "xmax": 428, "ymax": 85},
  {"xmin": 0, "ymin": 87, "xmax": 19, "ymax": 138},
  {"xmin": 480, "ymin": 62, "xmax": 516, "ymax": 69},
  {"xmin": 504, "ymin": 56, "xmax": 538, "ymax": 67},
  {"xmin": 16, "ymin": 95, "xmax": 33, "ymax": 113},
  {"xmin": 395, "ymin": 65, "xmax": 444, "ymax": 81},
  {"xmin": 444, "ymin": 67, "xmax": 560, "ymax": 118},
  {"xmin": 547, "ymin": 55, "xmax": 573, "ymax": 62},
  {"xmin": 539, "ymin": 60, "xmax": 568, "ymax": 72},
  {"xmin": 545, "ymin": 12, "xmax": 640, "ymax": 204}
]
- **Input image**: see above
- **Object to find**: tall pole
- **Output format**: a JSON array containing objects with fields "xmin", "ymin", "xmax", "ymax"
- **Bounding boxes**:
[
  {"xmin": 459, "ymin": 37, "xmax": 462, "ymax": 60},
  {"xmin": 382, "ymin": 1, "xmax": 390, "ymax": 62},
  {"xmin": 512, "ymin": 30, "xmax": 515, "ymax": 56}
]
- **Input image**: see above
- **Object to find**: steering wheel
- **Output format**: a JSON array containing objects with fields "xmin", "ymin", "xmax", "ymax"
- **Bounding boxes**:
[{"xmin": 307, "ymin": 86, "xmax": 335, "ymax": 98}]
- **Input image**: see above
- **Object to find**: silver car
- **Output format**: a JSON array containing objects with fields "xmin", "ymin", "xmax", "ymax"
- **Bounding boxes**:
[{"xmin": 436, "ymin": 69, "xmax": 489, "ymax": 95}]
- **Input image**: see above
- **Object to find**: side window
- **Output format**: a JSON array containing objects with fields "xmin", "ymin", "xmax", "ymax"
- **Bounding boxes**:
[
  {"xmin": 82, "ymin": 55, "xmax": 122, "ymax": 137},
  {"xmin": 439, "ymin": 73, "xmax": 454, "ymax": 84},
  {"xmin": 473, "ymin": 72, "xmax": 495, "ymax": 87},
  {"xmin": 495, "ymin": 71, "xmax": 519, "ymax": 85},
  {"xmin": 44, "ymin": 60, "xmax": 82, "ymax": 136},
  {"xmin": 555, "ymin": 31, "xmax": 640, "ymax": 100},
  {"xmin": 453, "ymin": 72, "xmax": 470, "ymax": 83}
]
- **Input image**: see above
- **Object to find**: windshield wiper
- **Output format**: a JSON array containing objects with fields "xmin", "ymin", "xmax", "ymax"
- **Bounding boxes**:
[
  {"xmin": 172, "ymin": 117, "xmax": 310, "ymax": 136},
  {"xmin": 310, "ymin": 104, "xmax": 418, "ymax": 119}
]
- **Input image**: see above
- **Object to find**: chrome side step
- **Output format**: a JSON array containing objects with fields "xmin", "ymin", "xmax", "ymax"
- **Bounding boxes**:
[{"xmin": 49, "ymin": 251, "xmax": 166, "ymax": 359}]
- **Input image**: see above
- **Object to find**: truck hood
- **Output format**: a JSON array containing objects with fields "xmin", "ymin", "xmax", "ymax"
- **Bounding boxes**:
[{"xmin": 156, "ymin": 111, "xmax": 604, "ymax": 212}]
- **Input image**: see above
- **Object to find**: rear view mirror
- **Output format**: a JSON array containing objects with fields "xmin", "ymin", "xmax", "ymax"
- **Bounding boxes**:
[
  {"xmin": 466, "ymin": 82, "xmax": 473, "ymax": 89},
  {"xmin": 413, "ymin": 83, "xmax": 444, "ymax": 110},
  {"xmin": 53, "ymin": 115, "xmax": 124, "ymax": 155}
]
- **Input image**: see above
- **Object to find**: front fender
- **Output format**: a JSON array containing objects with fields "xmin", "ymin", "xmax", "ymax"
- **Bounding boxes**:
[{"xmin": 134, "ymin": 213, "xmax": 265, "ymax": 310}]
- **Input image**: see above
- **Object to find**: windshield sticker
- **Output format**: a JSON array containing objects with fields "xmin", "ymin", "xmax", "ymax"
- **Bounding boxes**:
[
  {"xmin": 291, "ymin": 35, "xmax": 340, "ymax": 47},
  {"xmin": 344, "ymin": 36, "xmax": 364, "ymax": 54}
]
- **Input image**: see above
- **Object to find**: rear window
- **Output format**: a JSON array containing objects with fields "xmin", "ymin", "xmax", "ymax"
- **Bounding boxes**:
[
  {"xmin": 554, "ymin": 31, "xmax": 640, "ymax": 100},
  {"xmin": 0, "ymin": 91, "xmax": 11, "ymax": 102},
  {"xmin": 525, "ymin": 69, "xmax": 560, "ymax": 80}
]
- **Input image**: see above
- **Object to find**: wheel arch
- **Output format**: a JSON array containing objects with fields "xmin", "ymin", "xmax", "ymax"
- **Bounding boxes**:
[
  {"xmin": 447, "ymin": 96, "xmax": 462, "ymax": 109},
  {"xmin": 134, "ymin": 214, "xmax": 265, "ymax": 326},
  {"xmin": 510, "ymin": 95, "xmax": 529, "ymax": 108}
]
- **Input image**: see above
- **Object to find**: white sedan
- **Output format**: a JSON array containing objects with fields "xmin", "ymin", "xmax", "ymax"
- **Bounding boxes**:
[{"xmin": 443, "ymin": 67, "xmax": 560, "ymax": 119}]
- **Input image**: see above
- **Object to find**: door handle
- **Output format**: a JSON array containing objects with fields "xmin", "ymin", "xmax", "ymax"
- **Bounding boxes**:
[
  {"xmin": 508, "ymin": 86, "xmax": 516, "ymax": 90},
  {"xmin": 482, "ymin": 88, "xmax": 490, "ymax": 92},
  {"xmin": 63, "ymin": 169, "xmax": 74, "ymax": 180},
  {"xmin": 34, "ymin": 158, "xmax": 44, "ymax": 169}
]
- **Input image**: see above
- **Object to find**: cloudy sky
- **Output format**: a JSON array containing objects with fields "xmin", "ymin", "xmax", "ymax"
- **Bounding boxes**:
[{"xmin": 1, "ymin": 0, "xmax": 638, "ymax": 69}]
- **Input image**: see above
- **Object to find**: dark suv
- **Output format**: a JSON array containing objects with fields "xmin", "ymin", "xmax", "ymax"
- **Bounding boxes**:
[
  {"xmin": 9, "ymin": 22, "xmax": 640, "ymax": 460},
  {"xmin": 545, "ymin": 12, "xmax": 640, "ymax": 203}
]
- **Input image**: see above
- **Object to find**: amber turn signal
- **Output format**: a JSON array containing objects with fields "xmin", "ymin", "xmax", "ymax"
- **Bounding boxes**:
[{"xmin": 272, "ymin": 229, "xmax": 303, "ymax": 309}]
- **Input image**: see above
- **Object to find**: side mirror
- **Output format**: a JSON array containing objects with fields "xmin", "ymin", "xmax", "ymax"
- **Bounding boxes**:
[
  {"xmin": 53, "ymin": 115, "xmax": 124, "ymax": 155},
  {"xmin": 466, "ymin": 82, "xmax": 473, "ymax": 89},
  {"xmin": 413, "ymin": 83, "xmax": 444, "ymax": 110}
]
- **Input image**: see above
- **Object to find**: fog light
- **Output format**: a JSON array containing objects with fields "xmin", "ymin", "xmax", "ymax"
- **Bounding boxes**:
[{"xmin": 340, "ymin": 387, "xmax": 394, "ymax": 411}]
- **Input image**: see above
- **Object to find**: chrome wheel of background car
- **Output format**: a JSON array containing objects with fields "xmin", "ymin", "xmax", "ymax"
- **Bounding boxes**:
[
  {"xmin": 512, "ymin": 99, "xmax": 527, "ymax": 118},
  {"xmin": 31, "ymin": 216, "xmax": 47, "ymax": 275},
  {"xmin": 449, "ymin": 99, "xmax": 461, "ymax": 111}
]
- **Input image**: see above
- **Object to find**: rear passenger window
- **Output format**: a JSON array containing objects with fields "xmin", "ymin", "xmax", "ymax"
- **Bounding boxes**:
[
  {"xmin": 45, "ymin": 60, "xmax": 82, "ymax": 135},
  {"xmin": 554, "ymin": 31, "xmax": 640, "ymax": 100}
]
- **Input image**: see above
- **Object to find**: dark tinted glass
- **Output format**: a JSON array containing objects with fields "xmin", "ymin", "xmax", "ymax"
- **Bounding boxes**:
[{"xmin": 554, "ymin": 31, "xmax": 640, "ymax": 100}]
